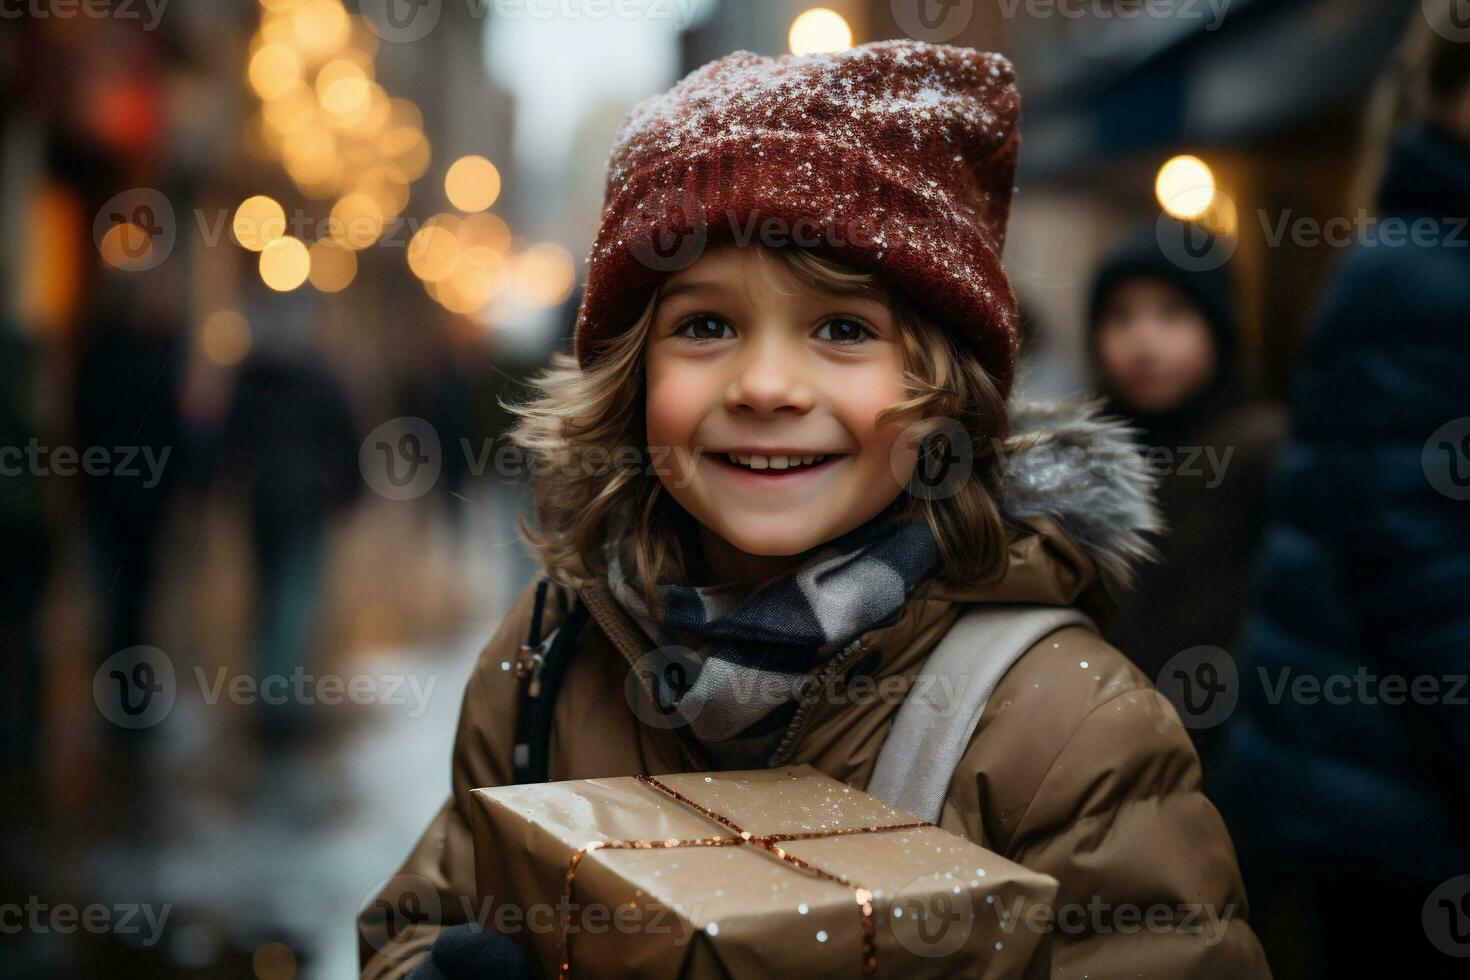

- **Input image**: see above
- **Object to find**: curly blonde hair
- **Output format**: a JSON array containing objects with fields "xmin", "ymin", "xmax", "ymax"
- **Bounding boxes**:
[{"xmin": 505, "ymin": 244, "xmax": 1012, "ymax": 614}]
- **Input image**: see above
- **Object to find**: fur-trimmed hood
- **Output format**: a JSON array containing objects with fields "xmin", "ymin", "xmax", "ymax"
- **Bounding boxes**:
[
  {"xmin": 999, "ymin": 398, "xmax": 1161, "ymax": 595},
  {"xmin": 925, "ymin": 398, "xmax": 1161, "ymax": 618}
]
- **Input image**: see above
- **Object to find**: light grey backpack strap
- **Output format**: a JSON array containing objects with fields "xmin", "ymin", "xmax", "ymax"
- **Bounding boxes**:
[{"xmin": 866, "ymin": 604, "xmax": 1096, "ymax": 824}]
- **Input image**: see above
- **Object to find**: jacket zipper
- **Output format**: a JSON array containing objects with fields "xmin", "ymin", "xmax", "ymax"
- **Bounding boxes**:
[
  {"xmin": 577, "ymin": 581, "xmax": 709, "ymax": 771},
  {"xmin": 767, "ymin": 637, "xmax": 868, "ymax": 767}
]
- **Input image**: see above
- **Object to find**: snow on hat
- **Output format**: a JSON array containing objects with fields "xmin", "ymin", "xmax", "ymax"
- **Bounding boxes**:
[{"xmin": 572, "ymin": 39, "xmax": 1024, "ymax": 394}]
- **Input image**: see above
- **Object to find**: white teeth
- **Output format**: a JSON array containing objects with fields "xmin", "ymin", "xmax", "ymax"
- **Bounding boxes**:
[{"xmin": 725, "ymin": 453, "xmax": 828, "ymax": 471}]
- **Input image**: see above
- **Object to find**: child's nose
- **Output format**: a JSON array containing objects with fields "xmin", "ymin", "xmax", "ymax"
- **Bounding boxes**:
[{"xmin": 723, "ymin": 337, "xmax": 815, "ymax": 416}]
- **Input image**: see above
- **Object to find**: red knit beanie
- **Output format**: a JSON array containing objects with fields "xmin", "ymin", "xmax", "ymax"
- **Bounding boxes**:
[{"xmin": 573, "ymin": 39, "xmax": 1023, "ymax": 395}]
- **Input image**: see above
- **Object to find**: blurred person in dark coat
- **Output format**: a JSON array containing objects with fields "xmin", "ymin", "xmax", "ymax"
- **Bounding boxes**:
[
  {"xmin": 213, "ymin": 295, "xmax": 361, "ymax": 749},
  {"xmin": 74, "ymin": 274, "xmax": 186, "ymax": 698},
  {"xmin": 1087, "ymin": 222, "xmax": 1286, "ymax": 773},
  {"xmin": 0, "ymin": 316, "xmax": 50, "ymax": 829},
  {"xmin": 1221, "ymin": 6, "xmax": 1470, "ymax": 977}
]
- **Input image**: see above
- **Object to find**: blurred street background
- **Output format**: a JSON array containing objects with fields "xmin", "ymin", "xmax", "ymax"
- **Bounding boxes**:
[{"xmin": 1, "ymin": 0, "xmax": 1464, "ymax": 977}]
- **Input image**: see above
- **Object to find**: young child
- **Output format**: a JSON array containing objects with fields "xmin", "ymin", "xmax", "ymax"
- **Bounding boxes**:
[
  {"xmin": 360, "ymin": 40, "xmax": 1267, "ymax": 979},
  {"xmin": 1086, "ymin": 223, "xmax": 1284, "ymax": 775}
]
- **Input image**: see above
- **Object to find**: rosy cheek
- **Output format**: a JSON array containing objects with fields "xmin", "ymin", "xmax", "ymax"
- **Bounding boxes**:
[
  {"xmin": 646, "ymin": 374, "xmax": 704, "ymax": 446},
  {"xmin": 835, "ymin": 374, "xmax": 908, "ymax": 450}
]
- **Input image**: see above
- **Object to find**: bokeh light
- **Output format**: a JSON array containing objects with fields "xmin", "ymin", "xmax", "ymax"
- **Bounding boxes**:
[
  {"xmin": 511, "ymin": 242, "xmax": 575, "ymax": 308},
  {"xmin": 251, "ymin": 941, "xmax": 297, "ymax": 980},
  {"xmin": 458, "ymin": 211, "xmax": 512, "ymax": 259},
  {"xmin": 407, "ymin": 216, "xmax": 461, "ymax": 283},
  {"xmin": 291, "ymin": 0, "xmax": 350, "ymax": 59},
  {"xmin": 98, "ymin": 222, "xmax": 153, "ymax": 271},
  {"xmin": 1155, "ymin": 155, "xmax": 1216, "ymax": 220},
  {"xmin": 307, "ymin": 239, "xmax": 357, "ymax": 292},
  {"xmin": 199, "ymin": 309, "xmax": 253, "ymax": 366},
  {"xmin": 329, "ymin": 193, "xmax": 385, "ymax": 250},
  {"xmin": 788, "ymin": 8, "xmax": 852, "ymax": 55},
  {"xmin": 248, "ymin": 44, "xmax": 302, "ymax": 101},
  {"xmin": 444, "ymin": 155, "xmax": 501, "ymax": 213},
  {"xmin": 259, "ymin": 235, "xmax": 311, "ymax": 291},
  {"xmin": 233, "ymin": 195, "xmax": 288, "ymax": 251}
]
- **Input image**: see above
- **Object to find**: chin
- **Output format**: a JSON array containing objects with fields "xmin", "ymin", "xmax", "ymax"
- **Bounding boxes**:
[{"xmin": 713, "ymin": 518, "xmax": 835, "ymax": 557}]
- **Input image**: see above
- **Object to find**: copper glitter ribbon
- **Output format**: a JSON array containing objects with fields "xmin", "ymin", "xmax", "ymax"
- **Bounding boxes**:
[{"xmin": 558, "ymin": 774, "xmax": 932, "ymax": 978}]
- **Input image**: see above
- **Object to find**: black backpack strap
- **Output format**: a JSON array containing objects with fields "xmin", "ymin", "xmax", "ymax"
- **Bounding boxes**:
[{"xmin": 511, "ymin": 579, "xmax": 589, "ymax": 784}]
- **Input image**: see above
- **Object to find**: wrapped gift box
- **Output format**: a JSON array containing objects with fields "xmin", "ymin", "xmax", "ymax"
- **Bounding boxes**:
[{"xmin": 469, "ymin": 765, "xmax": 1057, "ymax": 979}]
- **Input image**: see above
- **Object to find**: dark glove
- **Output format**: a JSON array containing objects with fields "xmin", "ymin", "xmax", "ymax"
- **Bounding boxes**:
[{"xmin": 406, "ymin": 923, "xmax": 534, "ymax": 980}]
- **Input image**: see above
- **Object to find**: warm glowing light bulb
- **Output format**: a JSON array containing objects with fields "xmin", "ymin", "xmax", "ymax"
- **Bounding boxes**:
[
  {"xmin": 789, "ymin": 8, "xmax": 852, "ymax": 55},
  {"xmin": 1155, "ymin": 155, "xmax": 1216, "ymax": 220}
]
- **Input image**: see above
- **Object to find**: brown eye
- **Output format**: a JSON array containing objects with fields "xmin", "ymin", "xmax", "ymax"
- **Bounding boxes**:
[
  {"xmin": 676, "ymin": 316, "xmax": 732, "ymax": 341},
  {"xmin": 816, "ymin": 318, "xmax": 870, "ymax": 344}
]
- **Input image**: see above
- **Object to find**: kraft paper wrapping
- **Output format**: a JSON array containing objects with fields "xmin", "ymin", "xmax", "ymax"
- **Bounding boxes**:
[{"xmin": 470, "ymin": 765, "xmax": 1058, "ymax": 979}]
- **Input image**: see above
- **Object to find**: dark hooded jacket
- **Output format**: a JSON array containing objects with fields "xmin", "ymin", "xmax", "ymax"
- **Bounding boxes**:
[{"xmin": 1221, "ymin": 122, "xmax": 1470, "ymax": 903}]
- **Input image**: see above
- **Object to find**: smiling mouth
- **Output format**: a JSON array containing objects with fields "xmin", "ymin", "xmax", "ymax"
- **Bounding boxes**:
[
  {"xmin": 720, "ymin": 452, "xmax": 830, "ymax": 471},
  {"xmin": 708, "ymin": 452, "xmax": 845, "ymax": 479}
]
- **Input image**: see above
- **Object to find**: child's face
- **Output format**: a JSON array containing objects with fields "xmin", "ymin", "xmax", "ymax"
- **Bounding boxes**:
[
  {"xmin": 644, "ymin": 245, "xmax": 917, "ymax": 562},
  {"xmin": 1094, "ymin": 277, "xmax": 1218, "ymax": 415}
]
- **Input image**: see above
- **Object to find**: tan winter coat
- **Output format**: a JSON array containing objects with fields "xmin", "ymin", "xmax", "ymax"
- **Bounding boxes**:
[{"xmin": 359, "ymin": 403, "xmax": 1270, "ymax": 979}]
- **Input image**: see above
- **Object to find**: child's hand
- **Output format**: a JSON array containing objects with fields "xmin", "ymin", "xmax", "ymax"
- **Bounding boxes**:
[{"xmin": 406, "ymin": 923, "xmax": 534, "ymax": 980}]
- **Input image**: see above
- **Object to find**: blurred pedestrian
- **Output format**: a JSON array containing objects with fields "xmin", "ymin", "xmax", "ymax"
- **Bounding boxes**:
[
  {"xmin": 1221, "ymin": 5, "xmax": 1470, "ymax": 977},
  {"xmin": 213, "ymin": 295, "xmax": 361, "ymax": 749},
  {"xmin": 74, "ymin": 274, "xmax": 186, "ymax": 746},
  {"xmin": 0, "ymin": 315, "xmax": 50, "ymax": 830},
  {"xmin": 1086, "ymin": 223, "xmax": 1285, "ymax": 772}
]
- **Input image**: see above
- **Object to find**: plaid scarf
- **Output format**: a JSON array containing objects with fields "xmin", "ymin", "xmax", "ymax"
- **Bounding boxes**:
[{"xmin": 606, "ymin": 515, "xmax": 939, "ymax": 767}]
